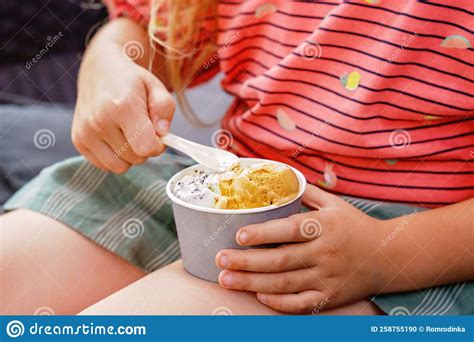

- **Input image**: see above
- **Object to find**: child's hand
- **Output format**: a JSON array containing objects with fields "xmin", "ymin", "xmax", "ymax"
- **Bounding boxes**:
[
  {"xmin": 216, "ymin": 184, "xmax": 387, "ymax": 313},
  {"xmin": 72, "ymin": 22, "xmax": 175, "ymax": 173}
]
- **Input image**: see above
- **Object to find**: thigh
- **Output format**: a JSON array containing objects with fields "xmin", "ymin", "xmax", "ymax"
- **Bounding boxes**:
[
  {"xmin": 0, "ymin": 209, "xmax": 145, "ymax": 315},
  {"xmin": 81, "ymin": 260, "xmax": 382, "ymax": 315}
]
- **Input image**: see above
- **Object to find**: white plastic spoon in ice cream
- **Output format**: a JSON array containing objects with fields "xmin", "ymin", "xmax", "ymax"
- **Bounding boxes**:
[{"xmin": 162, "ymin": 133, "xmax": 239, "ymax": 172}]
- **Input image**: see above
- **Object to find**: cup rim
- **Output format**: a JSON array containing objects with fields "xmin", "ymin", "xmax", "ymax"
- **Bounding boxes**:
[{"xmin": 165, "ymin": 158, "xmax": 307, "ymax": 214}]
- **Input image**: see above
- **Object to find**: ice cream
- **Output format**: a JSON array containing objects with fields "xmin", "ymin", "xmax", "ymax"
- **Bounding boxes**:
[{"xmin": 172, "ymin": 163, "xmax": 300, "ymax": 209}]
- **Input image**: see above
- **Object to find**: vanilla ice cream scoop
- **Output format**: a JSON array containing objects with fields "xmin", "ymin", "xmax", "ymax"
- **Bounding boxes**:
[{"xmin": 172, "ymin": 163, "xmax": 300, "ymax": 209}]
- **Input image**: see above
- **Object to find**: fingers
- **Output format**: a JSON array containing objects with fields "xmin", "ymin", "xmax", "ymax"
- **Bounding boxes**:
[
  {"xmin": 144, "ymin": 74, "xmax": 175, "ymax": 136},
  {"xmin": 112, "ymin": 95, "xmax": 165, "ymax": 158},
  {"xmin": 302, "ymin": 184, "xmax": 335, "ymax": 209},
  {"xmin": 153, "ymin": 116, "xmax": 170, "ymax": 136},
  {"xmin": 73, "ymin": 119, "xmax": 132, "ymax": 173},
  {"xmin": 218, "ymin": 268, "xmax": 314, "ymax": 294},
  {"xmin": 105, "ymin": 127, "xmax": 146, "ymax": 165},
  {"xmin": 72, "ymin": 73, "xmax": 174, "ymax": 171},
  {"xmin": 73, "ymin": 132, "xmax": 107, "ymax": 171},
  {"xmin": 116, "ymin": 76, "xmax": 174, "ymax": 157},
  {"xmin": 85, "ymin": 136, "xmax": 131, "ymax": 174},
  {"xmin": 256, "ymin": 290, "xmax": 327, "ymax": 314},
  {"xmin": 80, "ymin": 146, "xmax": 108, "ymax": 171},
  {"xmin": 216, "ymin": 245, "xmax": 312, "ymax": 273},
  {"xmin": 236, "ymin": 212, "xmax": 323, "ymax": 246},
  {"xmin": 119, "ymin": 114, "xmax": 165, "ymax": 158}
]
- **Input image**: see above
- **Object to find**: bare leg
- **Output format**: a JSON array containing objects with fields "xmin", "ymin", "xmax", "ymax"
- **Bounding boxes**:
[
  {"xmin": 81, "ymin": 260, "xmax": 383, "ymax": 315},
  {"xmin": 0, "ymin": 209, "xmax": 145, "ymax": 314}
]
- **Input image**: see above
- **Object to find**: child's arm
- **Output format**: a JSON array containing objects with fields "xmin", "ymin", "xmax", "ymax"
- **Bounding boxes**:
[
  {"xmin": 376, "ymin": 198, "xmax": 473, "ymax": 293},
  {"xmin": 85, "ymin": 17, "xmax": 169, "ymax": 86},
  {"xmin": 72, "ymin": 17, "xmax": 175, "ymax": 173},
  {"xmin": 214, "ymin": 184, "xmax": 473, "ymax": 313}
]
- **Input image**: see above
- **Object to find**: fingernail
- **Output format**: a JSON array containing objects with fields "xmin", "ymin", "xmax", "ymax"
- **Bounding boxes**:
[
  {"xmin": 221, "ymin": 272, "xmax": 233, "ymax": 286},
  {"xmin": 151, "ymin": 115, "xmax": 159, "ymax": 128},
  {"xmin": 155, "ymin": 119, "xmax": 169, "ymax": 135},
  {"xmin": 219, "ymin": 255, "xmax": 230, "ymax": 268},
  {"xmin": 238, "ymin": 230, "xmax": 248, "ymax": 245},
  {"xmin": 257, "ymin": 293, "xmax": 267, "ymax": 303}
]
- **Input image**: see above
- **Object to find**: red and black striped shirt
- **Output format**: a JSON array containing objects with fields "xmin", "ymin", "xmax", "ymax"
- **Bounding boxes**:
[{"xmin": 108, "ymin": 0, "xmax": 474, "ymax": 207}]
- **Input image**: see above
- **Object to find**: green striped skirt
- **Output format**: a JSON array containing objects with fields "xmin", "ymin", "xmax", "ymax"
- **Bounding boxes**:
[{"xmin": 4, "ymin": 154, "xmax": 473, "ymax": 315}]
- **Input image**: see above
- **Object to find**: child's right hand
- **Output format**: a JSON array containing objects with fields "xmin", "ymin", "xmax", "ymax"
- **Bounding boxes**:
[{"xmin": 72, "ymin": 41, "xmax": 175, "ymax": 173}]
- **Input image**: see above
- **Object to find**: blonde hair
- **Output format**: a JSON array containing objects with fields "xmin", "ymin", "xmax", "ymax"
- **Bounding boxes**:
[{"xmin": 148, "ymin": 0, "xmax": 218, "ymax": 127}]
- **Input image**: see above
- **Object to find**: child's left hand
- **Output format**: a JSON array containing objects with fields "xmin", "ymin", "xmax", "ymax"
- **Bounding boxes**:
[{"xmin": 216, "ymin": 184, "xmax": 388, "ymax": 314}]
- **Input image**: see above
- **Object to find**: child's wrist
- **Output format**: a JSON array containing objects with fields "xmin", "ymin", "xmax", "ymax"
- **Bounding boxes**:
[{"xmin": 369, "ymin": 218, "xmax": 413, "ymax": 295}]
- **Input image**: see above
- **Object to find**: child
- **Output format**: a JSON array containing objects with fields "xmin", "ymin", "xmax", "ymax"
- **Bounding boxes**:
[{"xmin": 1, "ymin": 0, "xmax": 472, "ymax": 315}]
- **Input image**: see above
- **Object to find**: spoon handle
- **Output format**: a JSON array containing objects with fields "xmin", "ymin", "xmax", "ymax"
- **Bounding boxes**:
[
  {"xmin": 161, "ymin": 132, "xmax": 239, "ymax": 171},
  {"xmin": 161, "ymin": 133, "xmax": 198, "ymax": 156}
]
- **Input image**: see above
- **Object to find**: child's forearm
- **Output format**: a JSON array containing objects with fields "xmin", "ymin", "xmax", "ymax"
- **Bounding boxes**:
[
  {"xmin": 84, "ymin": 17, "xmax": 168, "ymax": 85},
  {"xmin": 377, "ymin": 198, "xmax": 474, "ymax": 294}
]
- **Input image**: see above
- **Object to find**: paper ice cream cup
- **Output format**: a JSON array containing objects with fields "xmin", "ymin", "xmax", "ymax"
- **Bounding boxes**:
[{"xmin": 166, "ymin": 158, "xmax": 307, "ymax": 282}]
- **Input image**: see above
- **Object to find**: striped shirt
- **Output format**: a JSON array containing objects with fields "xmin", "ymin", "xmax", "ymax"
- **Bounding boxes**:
[{"xmin": 106, "ymin": 0, "xmax": 473, "ymax": 207}]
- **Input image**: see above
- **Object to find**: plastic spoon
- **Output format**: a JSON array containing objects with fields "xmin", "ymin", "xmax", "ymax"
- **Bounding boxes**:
[{"xmin": 161, "ymin": 133, "xmax": 239, "ymax": 172}]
